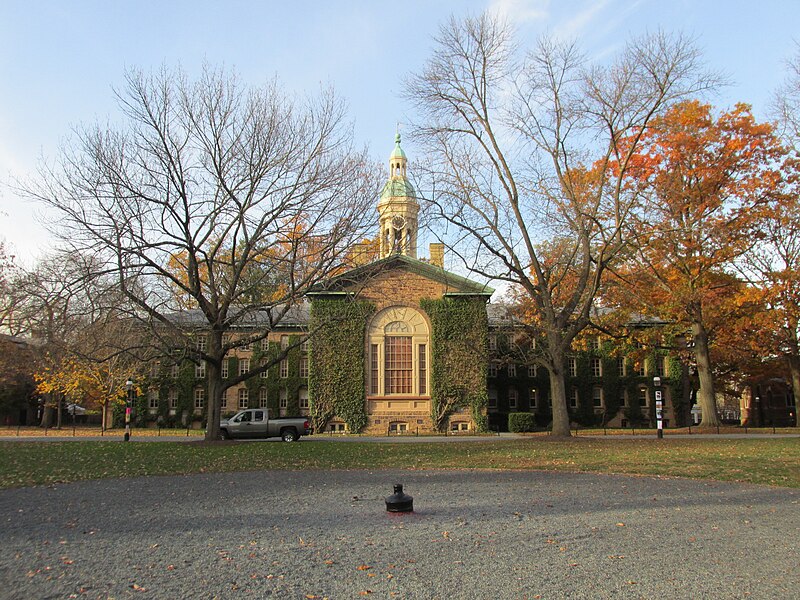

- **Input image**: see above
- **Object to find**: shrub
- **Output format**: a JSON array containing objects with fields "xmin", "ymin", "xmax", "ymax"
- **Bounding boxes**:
[{"xmin": 508, "ymin": 412, "xmax": 537, "ymax": 433}]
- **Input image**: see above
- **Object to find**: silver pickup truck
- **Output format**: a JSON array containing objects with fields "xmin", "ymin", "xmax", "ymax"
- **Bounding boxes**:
[{"xmin": 219, "ymin": 409, "xmax": 310, "ymax": 442}]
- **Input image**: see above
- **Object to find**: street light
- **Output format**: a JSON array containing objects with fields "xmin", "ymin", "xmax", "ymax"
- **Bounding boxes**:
[
  {"xmin": 653, "ymin": 376, "xmax": 663, "ymax": 439},
  {"xmin": 124, "ymin": 379, "xmax": 133, "ymax": 442}
]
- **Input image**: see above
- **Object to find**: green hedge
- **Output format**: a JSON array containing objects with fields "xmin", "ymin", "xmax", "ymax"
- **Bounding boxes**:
[{"xmin": 508, "ymin": 412, "xmax": 537, "ymax": 432}]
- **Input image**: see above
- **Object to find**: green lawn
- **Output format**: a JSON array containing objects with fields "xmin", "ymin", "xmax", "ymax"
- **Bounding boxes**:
[{"xmin": 1, "ymin": 437, "xmax": 798, "ymax": 489}]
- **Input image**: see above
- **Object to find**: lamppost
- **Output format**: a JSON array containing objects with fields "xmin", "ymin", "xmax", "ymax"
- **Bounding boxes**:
[
  {"xmin": 124, "ymin": 379, "xmax": 133, "ymax": 442},
  {"xmin": 653, "ymin": 376, "xmax": 663, "ymax": 439},
  {"xmin": 755, "ymin": 395, "xmax": 761, "ymax": 428}
]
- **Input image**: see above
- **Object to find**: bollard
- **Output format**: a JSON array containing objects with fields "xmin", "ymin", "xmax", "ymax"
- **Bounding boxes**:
[{"xmin": 385, "ymin": 484, "xmax": 413, "ymax": 513}]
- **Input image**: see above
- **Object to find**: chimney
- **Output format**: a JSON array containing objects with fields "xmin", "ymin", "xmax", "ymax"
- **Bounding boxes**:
[{"xmin": 429, "ymin": 243, "xmax": 444, "ymax": 268}]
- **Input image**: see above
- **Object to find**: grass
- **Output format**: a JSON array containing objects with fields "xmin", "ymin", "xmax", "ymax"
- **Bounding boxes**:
[{"xmin": 1, "ymin": 437, "xmax": 798, "ymax": 489}]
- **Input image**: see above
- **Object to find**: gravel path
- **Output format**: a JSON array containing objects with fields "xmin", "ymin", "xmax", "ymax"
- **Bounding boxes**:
[{"xmin": 0, "ymin": 470, "xmax": 797, "ymax": 599}]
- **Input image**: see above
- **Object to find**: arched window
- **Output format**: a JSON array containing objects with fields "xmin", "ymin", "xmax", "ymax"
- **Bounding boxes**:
[{"xmin": 367, "ymin": 306, "xmax": 430, "ymax": 397}]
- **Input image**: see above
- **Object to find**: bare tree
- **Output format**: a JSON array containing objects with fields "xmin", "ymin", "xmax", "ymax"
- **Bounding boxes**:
[
  {"xmin": 773, "ymin": 44, "xmax": 800, "ymax": 151},
  {"xmin": 7, "ymin": 250, "xmax": 136, "ymax": 428},
  {"xmin": 22, "ymin": 66, "xmax": 378, "ymax": 440},
  {"xmin": 406, "ymin": 14, "xmax": 718, "ymax": 436}
]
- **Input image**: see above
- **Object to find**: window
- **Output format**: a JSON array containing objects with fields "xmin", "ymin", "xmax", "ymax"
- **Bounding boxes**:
[
  {"xmin": 260, "ymin": 359, "xmax": 268, "ymax": 379},
  {"xmin": 299, "ymin": 356, "xmax": 309, "ymax": 378},
  {"xmin": 569, "ymin": 388, "xmax": 579, "ymax": 409},
  {"xmin": 617, "ymin": 356, "xmax": 626, "ymax": 377},
  {"xmin": 169, "ymin": 389, "xmax": 178, "ymax": 410},
  {"xmin": 389, "ymin": 422, "xmax": 408, "ymax": 433},
  {"xmin": 488, "ymin": 388, "xmax": 498, "ymax": 409},
  {"xmin": 281, "ymin": 335, "xmax": 289, "ymax": 350},
  {"xmin": 366, "ymin": 306, "xmax": 430, "ymax": 400},
  {"xmin": 591, "ymin": 338, "xmax": 601, "ymax": 351},
  {"xmin": 195, "ymin": 362, "xmax": 206, "ymax": 378},
  {"xmin": 418, "ymin": 344, "xmax": 427, "ymax": 395},
  {"xmin": 221, "ymin": 390, "xmax": 228, "ymax": 409},
  {"xmin": 638, "ymin": 387, "xmax": 649, "ymax": 407},
  {"xmin": 299, "ymin": 388, "xmax": 309, "ymax": 410},
  {"xmin": 196, "ymin": 336, "xmax": 207, "ymax": 352},
  {"xmin": 568, "ymin": 357, "xmax": 577, "ymax": 378},
  {"xmin": 301, "ymin": 339, "xmax": 309, "ymax": 352},
  {"xmin": 451, "ymin": 422, "xmax": 470, "ymax": 432},
  {"xmin": 488, "ymin": 362, "xmax": 498, "ymax": 378},
  {"xmin": 148, "ymin": 390, "xmax": 159, "ymax": 410},
  {"xmin": 329, "ymin": 422, "xmax": 346, "ymax": 433},
  {"xmin": 171, "ymin": 364, "xmax": 179, "ymax": 379},
  {"xmin": 529, "ymin": 388, "xmax": 538, "ymax": 410},
  {"xmin": 370, "ymin": 344, "xmax": 379, "ymax": 394},
  {"xmin": 592, "ymin": 386, "xmax": 604, "ymax": 409},
  {"xmin": 488, "ymin": 335, "xmax": 497, "ymax": 352},
  {"xmin": 528, "ymin": 364, "xmax": 537, "ymax": 378},
  {"xmin": 239, "ymin": 358, "xmax": 250, "ymax": 376},
  {"xmin": 509, "ymin": 388, "xmax": 518, "ymax": 410},
  {"xmin": 221, "ymin": 359, "xmax": 229, "ymax": 379},
  {"xmin": 591, "ymin": 357, "xmax": 602, "ymax": 378},
  {"xmin": 655, "ymin": 355, "xmax": 666, "ymax": 377},
  {"xmin": 620, "ymin": 391, "xmax": 628, "ymax": 407},
  {"xmin": 238, "ymin": 388, "xmax": 249, "ymax": 409},
  {"xmin": 635, "ymin": 361, "xmax": 646, "ymax": 377},
  {"xmin": 507, "ymin": 364, "xmax": 516, "ymax": 378},
  {"xmin": 384, "ymin": 336, "xmax": 412, "ymax": 394},
  {"xmin": 261, "ymin": 338, "xmax": 269, "ymax": 351},
  {"xmin": 280, "ymin": 358, "xmax": 289, "ymax": 378},
  {"xmin": 150, "ymin": 361, "xmax": 159, "ymax": 377},
  {"xmin": 194, "ymin": 388, "xmax": 205, "ymax": 409},
  {"xmin": 240, "ymin": 341, "xmax": 251, "ymax": 351},
  {"xmin": 279, "ymin": 388, "xmax": 288, "ymax": 409},
  {"xmin": 259, "ymin": 387, "xmax": 268, "ymax": 408}
]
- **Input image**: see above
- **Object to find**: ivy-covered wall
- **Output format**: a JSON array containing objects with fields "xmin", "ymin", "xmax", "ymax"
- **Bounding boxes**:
[
  {"xmin": 308, "ymin": 298, "xmax": 374, "ymax": 433},
  {"xmin": 421, "ymin": 297, "xmax": 489, "ymax": 432},
  {"xmin": 489, "ymin": 338, "xmax": 687, "ymax": 430}
]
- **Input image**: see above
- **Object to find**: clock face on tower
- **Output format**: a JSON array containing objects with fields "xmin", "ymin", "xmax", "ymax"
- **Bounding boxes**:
[{"xmin": 391, "ymin": 215, "xmax": 407, "ymax": 230}]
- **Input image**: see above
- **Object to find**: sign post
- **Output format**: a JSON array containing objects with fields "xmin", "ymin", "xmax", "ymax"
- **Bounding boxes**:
[
  {"xmin": 124, "ymin": 379, "xmax": 133, "ymax": 442},
  {"xmin": 654, "ymin": 376, "xmax": 663, "ymax": 439}
]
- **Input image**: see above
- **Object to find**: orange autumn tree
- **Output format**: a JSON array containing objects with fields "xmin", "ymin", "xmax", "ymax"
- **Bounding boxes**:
[
  {"xmin": 735, "ymin": 156, "xmax": 800, "ymax": 416},
  {"xmin": 611, "ymin": 100, "xmax": 784, "ymax": 426}
]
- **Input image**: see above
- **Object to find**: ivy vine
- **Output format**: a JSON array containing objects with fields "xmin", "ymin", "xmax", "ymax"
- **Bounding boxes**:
[
  {"xmin": 421, "ymin": 297, "xmax": 489, "ymax": 432},
  {"xmin": 308, "ymin": 299, "xmax": 374, "ymax": 433}
]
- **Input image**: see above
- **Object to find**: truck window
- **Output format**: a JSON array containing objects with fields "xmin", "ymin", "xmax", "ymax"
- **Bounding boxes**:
[
  {"xmin": 239, "ymin": 411, "xmax": 251, "ymax": 422},
  {"xmin": 253, "ymin": 410, "xmax": 264, "ymax": 421}
]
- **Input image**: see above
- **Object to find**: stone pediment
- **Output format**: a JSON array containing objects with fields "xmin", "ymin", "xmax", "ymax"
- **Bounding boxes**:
[{"xmin": 307, "ymin": 254, "xmax": 494, "ymax": 298}]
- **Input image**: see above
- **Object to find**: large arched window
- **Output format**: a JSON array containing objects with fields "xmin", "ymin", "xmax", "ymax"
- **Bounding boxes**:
[{"xmin": 367, "ymin": 306, "xmax": 430, "ymax": 397}]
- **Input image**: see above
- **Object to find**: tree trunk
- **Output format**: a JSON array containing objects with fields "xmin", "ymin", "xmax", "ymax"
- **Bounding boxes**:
[
  {"xmin": 204, "ymin": 331, "xmax": 224, "ymax": 441},
  {"xmin": 692, "ymin": 320, "xmax": 720, "ymax": 427},
  {"xmin": 56, "ymin": 393, "xmax": 63, "ymax": 429},
  {"xmin": 787, "ymin": 355, "xmax": 800, "ymax": 428},
  {"xmin": 101, "ymin": 402, "xmax": 107, "ymax": 432},
  {"xmin": 549, "ymin": 361, "xmax": 571, "ymax": 437}
]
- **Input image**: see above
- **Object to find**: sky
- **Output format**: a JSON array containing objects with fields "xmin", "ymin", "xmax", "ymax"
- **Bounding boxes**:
[{"xmin": 1, "ymin": 0, "xmax": 799, "ymax": 266}]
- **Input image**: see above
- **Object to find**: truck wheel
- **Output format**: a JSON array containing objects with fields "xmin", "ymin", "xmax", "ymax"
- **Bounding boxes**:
[
  {"xmin": 281, "ymin": 428, "xmax": 297, "ymax": 442},
  {"xmin": 220, "ymin": 429, "xmax": 230, "ymax": 440}
]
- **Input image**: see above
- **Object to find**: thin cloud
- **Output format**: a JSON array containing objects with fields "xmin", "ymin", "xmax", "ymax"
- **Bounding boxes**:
[
  {"xmin": 487, "ymin": 0, "xmax": 550, "ymax": 25},
  {"xmin": 552, "ymin": 0, "xmax": 611, "ymax": 41}
]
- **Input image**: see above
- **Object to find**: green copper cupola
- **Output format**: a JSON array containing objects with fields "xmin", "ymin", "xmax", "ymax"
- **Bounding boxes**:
[{"xmin": 378, "ymin": 133, "xmax": 419, "ymax": 259}]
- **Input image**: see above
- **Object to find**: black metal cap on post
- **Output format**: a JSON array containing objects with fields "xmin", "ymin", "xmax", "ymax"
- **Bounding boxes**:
[{"xmin": 385, "ymin": 484, "xmax": 413, "ymax": 513}]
